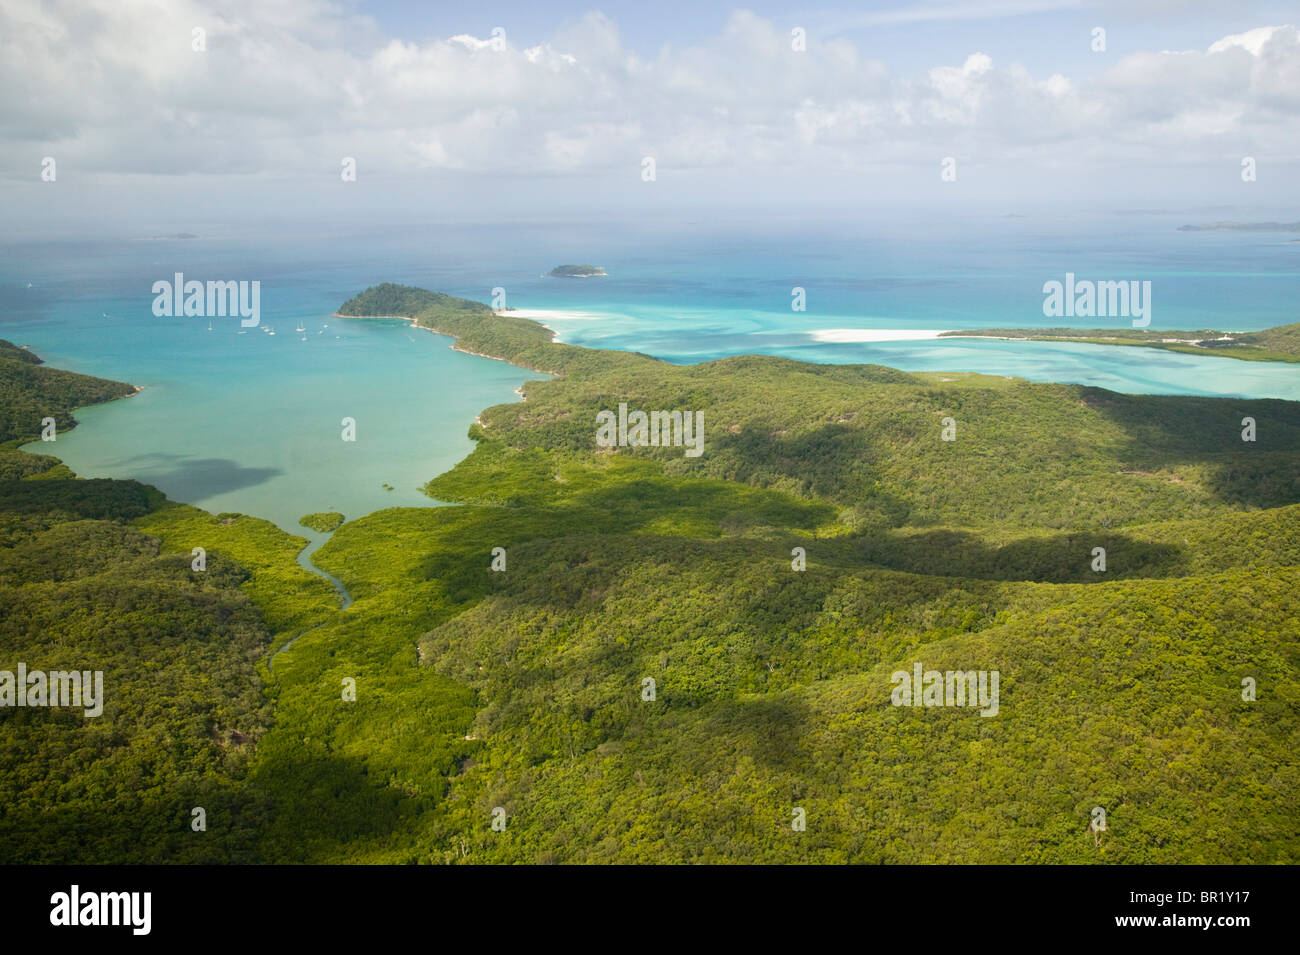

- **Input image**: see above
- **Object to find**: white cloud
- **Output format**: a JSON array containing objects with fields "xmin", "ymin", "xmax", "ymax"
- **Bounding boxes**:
[
  {"xmin": 0, "ymin": 0, "xmax": 1296, "ymax": 190},
  {"xmin": 1207, "ymin": 25, "xmax": 1290, "ymax": 56}
]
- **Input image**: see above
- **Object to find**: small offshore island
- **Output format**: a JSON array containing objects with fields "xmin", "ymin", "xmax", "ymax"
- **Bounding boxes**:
[{"xmin": 548, "ymin": 264, "xmax": 606, "ymax": 277}]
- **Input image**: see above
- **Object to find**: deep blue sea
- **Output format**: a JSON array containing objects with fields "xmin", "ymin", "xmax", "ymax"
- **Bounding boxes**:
[{"xmin": 3, "ymin": 209, "xmax": 1297, "ymax": 533}]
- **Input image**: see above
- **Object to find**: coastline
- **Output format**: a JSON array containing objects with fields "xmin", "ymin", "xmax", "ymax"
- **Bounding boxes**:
[
  {"xmin": 940, "ymin": 330, "xmax": 1300, "ymax": 364},
  {"xmin": 36, "ymin": 310, "xmax": 538, "ymax": 540},
  {"xmin": 808, "ymin": 328, "xmax": 954, "ymax": 343},
  {"xmin": 332, "ymin": 308, "xmax": 546, "ymax": 405},
  {"xmin": 14, "ymin": 382, "xmax": 143, "ymax": 454},
  {"xmin": 500, "ymin": 307, "xmax": 610, "ymax": 346},
  {"xmin": 332, "ymin": 299, "xmax": 1300, "ymax": 399},
  {"xmin": 333, "ymin": 308, "xmax": 563, "ymax": 376}
]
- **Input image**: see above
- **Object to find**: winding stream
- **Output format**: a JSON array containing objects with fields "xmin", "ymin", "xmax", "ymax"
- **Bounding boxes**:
[{"xmin": 267, "ymin": 533, "xmax": 353, "ymax": 673}]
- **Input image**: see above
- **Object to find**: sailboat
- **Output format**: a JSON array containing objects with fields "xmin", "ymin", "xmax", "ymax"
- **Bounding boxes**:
[{"xmin": 296, "ymin": 322, "xmax": 306, "ymax": 332}]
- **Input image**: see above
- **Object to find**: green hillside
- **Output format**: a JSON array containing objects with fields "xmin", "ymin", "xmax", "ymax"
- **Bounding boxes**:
[
  {"xmin": 0, "ymin": 360, "xmax": 310, "ymax": 862},
  {"xmin": 0, "ymin": 338, "xmax": 135, "ymax": 446},
  {"xmin": 3, "ymin": 290, "xmax": 1297, "ymax": 864}
]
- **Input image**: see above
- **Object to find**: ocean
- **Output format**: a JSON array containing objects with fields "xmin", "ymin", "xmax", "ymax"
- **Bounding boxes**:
[{"xmin": 3, "ymin": 209, "xmax": 1297, "ymax": 534}]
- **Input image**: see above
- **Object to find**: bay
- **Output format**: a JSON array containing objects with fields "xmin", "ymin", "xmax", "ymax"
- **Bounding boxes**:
[{"xmin": 3, "ymin": 210, "xmax": 1296, "ymax": 533}]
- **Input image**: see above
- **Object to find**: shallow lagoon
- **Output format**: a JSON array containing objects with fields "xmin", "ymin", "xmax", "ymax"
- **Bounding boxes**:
[
  {"xmin": 20, "ymin": 314, "xmax": 533, "ymax": 535},
  {"xmin": 537, "ymin": 308, "xmax": 1300, "ymax": 401},
  {"xmin": 4, "ymin": 217, "xmax": 1297, "ymax": 532}
]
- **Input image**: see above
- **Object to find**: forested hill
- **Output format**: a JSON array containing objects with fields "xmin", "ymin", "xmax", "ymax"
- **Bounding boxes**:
[
  {"xmin": 309, "ymin": 284, "xmax": 1299, "ymax": 863},
  {"xmin": 341, "ymin": 285, "xmax": 1300, "ymax": 530},
  {"xmin": 4, "ymin": 296, "xmax": 1298, "ymax": 864},
  {"xmin": 0, "ymin": 340, "xmax": 42, "ymax": 364},
  {"xmin": 0, "ymin": 338, "xmax": 135, "ymax": 445},
  {"xmin": 0, "ymin": 349, "xmax": 336, "ymax": 862},
  {"xmin": 337, "ymin": 282, "xmax": 652, "ymax": 376}
]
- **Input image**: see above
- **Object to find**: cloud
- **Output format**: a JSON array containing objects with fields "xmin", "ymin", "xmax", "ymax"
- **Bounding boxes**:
[
  {"xmin": 1208, "ymin": 25, "xmax": 1288, "ymax": 55},
  {"xmin": 825, "ymin": 0, "xmax": 1084, "ymax": 28},
  {"xmin": 0, "ymin": 0, "xmax": 1296, "ymax": 191}
]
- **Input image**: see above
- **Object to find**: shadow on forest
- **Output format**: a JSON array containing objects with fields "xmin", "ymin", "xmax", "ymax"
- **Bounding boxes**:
[
  {"xmin": 697, "ymin": 693, "xmax": 812, "ymax": 772},
  {"xmin": 0, "ymin": 781, "xmax": 266, "ymax": 864},
  {"xmin": 249, "ymin": 749, "xmax": 430, "ymax": 863},
  {"xmin": 0, "ymin": 478, "xmax": 154, "ymax": 519},
  {"xmin": 853, "ymin": 527, "xmax": 1187, "ymax": 582},
  {"xmin": 1071, "ymin": 389, "xmax": 1300, "ymax": 510}
]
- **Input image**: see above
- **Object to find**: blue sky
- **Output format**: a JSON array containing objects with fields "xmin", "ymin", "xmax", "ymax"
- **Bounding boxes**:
[{"xmin": 354, "ymin": 0, "xmax": 1300, "ymax": 76}]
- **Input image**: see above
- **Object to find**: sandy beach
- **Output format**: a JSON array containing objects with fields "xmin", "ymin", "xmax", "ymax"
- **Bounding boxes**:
[
  {"xmin": 808, "ymin": 328, "xmax": 955, "ymax": 343},
  {"xmin": 500, "ymin": 307, "xmax": 609, "ymax": 344},
  {"xmin": 505, "ymin": 308, "xmax": 605, "ymax": 321}
]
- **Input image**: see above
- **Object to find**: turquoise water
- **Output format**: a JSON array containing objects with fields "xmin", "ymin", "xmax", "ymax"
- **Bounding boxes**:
[
  {"xmin": 22, "ymin": 316, "xmax": 531, "ymax": 536},
  {"xmin": 2, "ymin": 212, "xmax": 1297, "ymax": 531},
  {"xmin": 4, "ymin": 236, "xmax": 539, "ymax": 534},
  {"xmin": 538, "ymin": 308, "xmax": 1300, "ymax": 400}
]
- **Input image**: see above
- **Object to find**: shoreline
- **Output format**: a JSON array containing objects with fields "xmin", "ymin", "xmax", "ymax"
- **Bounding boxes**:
[
  {"xmin": 940, "ymin": 331, "xmax": 1300, "ymax": 364},
  {"xmin": 334, "ymin": 300, "xmax": 1300, "ymax": 396},
  {"xmin": 333, "ymin": 309, "xmax": 559, "ymax": 378},
  {"xmin": 808, "ymin": 328, "xmax": 954, "ymax": 343},
  {"xmin": 331, "ymin": 309, "xmax": 545, "ymax": 407},
  {"xmin": 499, "ymin": 307, "xmax": 609, "ymax": 345},
  {"xmin": 13, "ymin": 382, "xmax": 143, "ymax": 452},
  {"xmin": 20, "ymin": 291, "xmax": 1299, "ymax": 558},
  {"xmin": 31, "ymin": 308, "xmax": 542, "ymax": 544}
]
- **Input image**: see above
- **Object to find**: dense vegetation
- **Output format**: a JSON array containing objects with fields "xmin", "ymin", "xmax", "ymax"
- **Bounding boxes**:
[
  {"xmin": 3, "ymin": 289, "xmax": 1297, "ymax": 864},
  {"xmin": 0, "ymin": 361, "xmax": 292, "ymax": 862},
  {"xmin": 942, "ymin": 323, "xmax": 1300, "ymax": 362},
  {"xmin": 300, "ymin": 511, "xmax": 345, "ymax": 532},
  {"xmin": 0, "ymin": 338, "xmax": 135, "ymax": 445},
  {"xmin": 548, "ymin": 264, "xmax": 606, "ymax": 277}
]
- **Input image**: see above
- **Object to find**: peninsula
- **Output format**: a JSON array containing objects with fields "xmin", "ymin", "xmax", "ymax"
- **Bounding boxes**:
[{"xmin": 941, "ymin": 322, "xmax": 1300, "ymax": 363}]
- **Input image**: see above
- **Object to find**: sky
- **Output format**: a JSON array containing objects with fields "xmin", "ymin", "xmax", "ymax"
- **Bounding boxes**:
[{"xmin": 1, "ymin": 0, "xmax": 1298, "ymax": 232}]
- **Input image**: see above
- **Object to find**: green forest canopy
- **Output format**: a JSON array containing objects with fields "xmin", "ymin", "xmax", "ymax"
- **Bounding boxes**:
[{"xmin": 2, "ymin": 293, "xmax": 1297, "ymax": 863}]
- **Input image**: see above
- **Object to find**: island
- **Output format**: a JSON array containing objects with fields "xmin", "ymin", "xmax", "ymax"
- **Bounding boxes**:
[
  {"xmin": 940, "ymin": 322, "xmax": 1300, "ymax": 363},
  {"xmin": 299, "ymin": 511, "xmax": 345, "ymax": 532},
  {"xmin": 548, "ymin": 264, "xmax": 606, "ymax": 277},
  {"xmin": 1177, "ymin": 221, "xmax": 1300, "ymax": 232}
]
